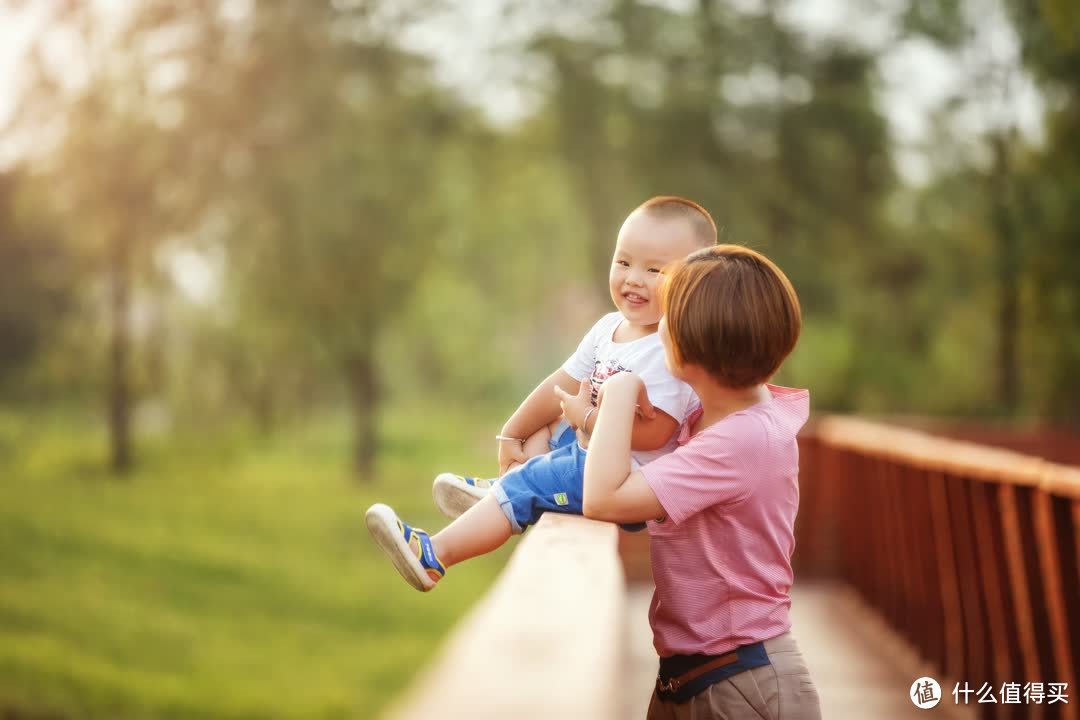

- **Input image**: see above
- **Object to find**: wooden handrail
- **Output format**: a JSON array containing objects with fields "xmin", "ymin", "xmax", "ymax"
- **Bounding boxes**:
[
  {"xmin": 816, "ymin": 416, "xmax": 1080, "ymax": 498},
  {"xmin": 798, "ymin": 417, "xmax": 1079, "ymax": 720},
  {"xmin": 385, "ymin": 513, "xmax": 626, "ymax": 720}
]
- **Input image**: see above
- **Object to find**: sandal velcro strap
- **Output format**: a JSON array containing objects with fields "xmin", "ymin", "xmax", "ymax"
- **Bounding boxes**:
[{"xmin": 401, "ymin": 521, "xmax": 445, "ymax": 577}]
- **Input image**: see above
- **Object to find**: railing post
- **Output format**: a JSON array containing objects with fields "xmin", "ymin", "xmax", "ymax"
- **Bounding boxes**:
[
  {"xmin": 1032, "ymin": 469, "xmax": 1078, "ymax": 720},
  {"xmin": 968, "ymin": 478, "xmax": 1016, "ymax": 720},
  {"xmin": 928, "ymin": 469, "xmax": 966, "ymax": 681},
  {"xmin": 814, "ymin": 416, "xmax": 1079, "ymax": 720}
]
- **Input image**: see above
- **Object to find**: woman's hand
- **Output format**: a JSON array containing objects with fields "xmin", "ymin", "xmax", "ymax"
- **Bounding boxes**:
[
  {"xmin": 553, "ymin": 379, "xmax": 593, "ymax": 430},
  {"xmin": 497, "ymin": 439, "xmax": 527, "ymax": 475},
  {"xmin": 581, "ymin": 371, "xmax": 665, "ymax": 522}
]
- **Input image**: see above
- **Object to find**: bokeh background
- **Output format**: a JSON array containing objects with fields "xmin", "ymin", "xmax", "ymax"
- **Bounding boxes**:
[{"xmin": 0, "ymin": 0, "xmax": 1077, "ymax": 717}]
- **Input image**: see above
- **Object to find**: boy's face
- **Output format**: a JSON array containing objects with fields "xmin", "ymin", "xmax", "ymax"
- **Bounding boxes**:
[{"xmin": 609, "ymin": 211, "xmax": 701, "ymax": 330}]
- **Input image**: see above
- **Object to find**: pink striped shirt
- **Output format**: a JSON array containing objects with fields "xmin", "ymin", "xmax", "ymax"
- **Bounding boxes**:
[{"xmin": 639, "ymin": 384, "xmax": 810, "ymax": 657}]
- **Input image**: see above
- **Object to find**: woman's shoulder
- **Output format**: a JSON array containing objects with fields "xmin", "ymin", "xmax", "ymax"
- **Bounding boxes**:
[{"xmin": 687, "ymin": 408, "xmax": 773, "ymax": 458}]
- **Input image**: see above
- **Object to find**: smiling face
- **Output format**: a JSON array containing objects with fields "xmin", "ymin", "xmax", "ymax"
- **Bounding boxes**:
[{"xmin": 609, "ymin": 210, "xmax": 703, "ymax": 331}]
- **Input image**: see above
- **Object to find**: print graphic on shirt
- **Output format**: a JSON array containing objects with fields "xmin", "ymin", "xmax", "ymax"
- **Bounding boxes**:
[{"xmin": 589, "ymin": 358, "xmax": 631, "ymax": 405}]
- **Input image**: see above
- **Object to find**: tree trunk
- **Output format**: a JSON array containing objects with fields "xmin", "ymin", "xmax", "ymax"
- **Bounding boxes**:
[
  {"xmin": 345, "ymin": 349, "xmax": 378, "ymax": 481},
  {"xmin": 991, "ymin": 133, "xmax": 1019, "ymax": 416},
  {"xmin": 253, "ymin": 387, "xmax": 276, "ymax": 437},
  {"xmin": 108, "ymin": 234, "xmax": 133, "ymax": 474}
]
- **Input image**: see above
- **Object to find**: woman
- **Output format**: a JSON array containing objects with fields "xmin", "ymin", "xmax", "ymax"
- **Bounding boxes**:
[{"xmin": 558, "ymin": 244, "xmax": 822, "ymax": 719}]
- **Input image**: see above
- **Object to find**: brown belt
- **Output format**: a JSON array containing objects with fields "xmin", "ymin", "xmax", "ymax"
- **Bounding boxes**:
[{"xmin": 656, "ymin": 650, "xmax": 739, "ymax": 695}]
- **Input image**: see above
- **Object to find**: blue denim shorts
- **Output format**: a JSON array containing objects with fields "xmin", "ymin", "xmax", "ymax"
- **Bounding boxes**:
[
  {"xmin": 492, "ymin": 419, "xmax": 646, "ymax": 534},
  {"xmin": 548, "ymin": 419, "xmax": 576, "ymax": 451},
  {"xmin": 492, "ymin": 427, "xmax": 584, "ymax": 534}
]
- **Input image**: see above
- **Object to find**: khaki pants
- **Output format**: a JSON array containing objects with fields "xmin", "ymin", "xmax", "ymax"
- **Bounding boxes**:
[{"xmin": 647, "ymin": 632, "xmax": 822, "ymax": 720}]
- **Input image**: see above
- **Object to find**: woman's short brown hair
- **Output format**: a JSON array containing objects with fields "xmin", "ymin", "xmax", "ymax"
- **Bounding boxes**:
[{"xmin": 661, "ymin": 245, "xmax": 801, "ymax": 388}]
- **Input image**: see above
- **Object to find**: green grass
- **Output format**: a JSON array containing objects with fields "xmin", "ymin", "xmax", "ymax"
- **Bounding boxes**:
[{"xmin": 0, "ymin": 405, "xmax": 514, "ymax": 719}]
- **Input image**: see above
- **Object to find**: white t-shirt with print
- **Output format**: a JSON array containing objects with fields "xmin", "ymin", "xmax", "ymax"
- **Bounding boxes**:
[{"xmin": 562, "ymin": 311, "xmax": 696, "ymax": 467}]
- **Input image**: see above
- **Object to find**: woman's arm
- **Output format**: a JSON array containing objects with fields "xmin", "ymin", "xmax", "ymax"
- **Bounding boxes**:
[
  {"xmin": 555, "ymin": 378, "xmax": 678, "ymax": 451},
  {"xmin": 581, "ymin": 372, "xmax": 666, "ymax": 523}
]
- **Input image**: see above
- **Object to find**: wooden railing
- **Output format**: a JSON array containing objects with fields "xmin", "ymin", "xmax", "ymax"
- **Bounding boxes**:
[
  {"xmin": 384, "ymin": 513, "xmax": 627, "ymax": 719},
  {"xmin": 384, "ymin": 417, "xmax": 1076, "ymax": 719},
  {"xmin": 797, "ymin": 417, "xmax": 1079, "ymax": 720}
]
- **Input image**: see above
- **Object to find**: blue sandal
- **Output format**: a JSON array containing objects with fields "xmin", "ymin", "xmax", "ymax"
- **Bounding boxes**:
[
  {"xmin": 365, "ymin": 503, "xmax": 446, "ymax": 591},
  {"xmin": 432, "ymin": 473, "xmax": 496, "ymax": 519}
]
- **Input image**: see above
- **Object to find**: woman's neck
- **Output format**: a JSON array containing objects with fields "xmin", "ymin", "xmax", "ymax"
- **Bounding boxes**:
[{"xmin": 689, "ymin": 378, "xmax": 771, "ymax": 434}]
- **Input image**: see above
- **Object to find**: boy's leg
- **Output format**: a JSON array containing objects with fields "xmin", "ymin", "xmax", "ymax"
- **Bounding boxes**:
[
  {"xmin": 368, "ymin": 442, "xmax": 590, "ymax": 590},
  {"xmin": 488, "ymin": 441, "xmax": 585, "ymax": 531},
  {"xmin": 513, "ymin": 438, "xmax": 648, "ymax": 533},
  {"xmin": 431, "ymin": 494, "xmax": 513, "ymax": 567},
  {"xmin": 520, "ymin": 425, "xmax": 551, "ymax": 461},
  {"xmin": 365, "ymin": 494, "xmax": 513, "ymax": 592},
  {"xmin": 521, "ymin": 418, "xmax": 565, "ymax": 460},
  {"xmin": 431, "ymin": 418, "xmax": 575, "ymax": 520},
  {"xmin": 432, "ymin": 444, "xmax": 581, "ymax": 569}
]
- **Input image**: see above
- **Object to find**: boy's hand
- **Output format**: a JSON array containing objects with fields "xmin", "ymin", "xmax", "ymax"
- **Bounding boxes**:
[
  {"xmin": 498, "ymin": 440, "xmax": 527, "ymax": 476},
  {"xmin": 553, "ymin": 379, "xmax": 593, "ymax": 430}
]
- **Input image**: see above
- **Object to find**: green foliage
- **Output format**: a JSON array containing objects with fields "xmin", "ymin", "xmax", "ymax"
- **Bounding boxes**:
[
  {"xmin": 902, "ymin": 0, "xmax": 970, "ymax": 46},
  {"xmin": 6, "ymin": 0, "xmax": 1080, "ymax": 450},
  {"xmin": 0, "ymin": 404, "xmax": 511, "ymax": 719}
]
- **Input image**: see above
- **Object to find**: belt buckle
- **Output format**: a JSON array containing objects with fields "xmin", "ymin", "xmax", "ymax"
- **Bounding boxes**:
[{"xmin": 656, "ymin": 675, "xmax": 681, "ymax": 694}]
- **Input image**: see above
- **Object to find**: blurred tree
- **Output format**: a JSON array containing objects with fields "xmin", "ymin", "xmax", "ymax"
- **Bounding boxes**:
[
  {"xmin": 530, "ymin": 0, "xmax": 899, "ymax": 410},
  {"xmin": 900, "ymin": 0, "xmax": 1080, "ymax": 422},
  {"xmin": 12, "ymin": 2, "xmax": 202, "ymax": 472},
  {"xmin": 1007, "ymin": 0, "xmax": 1080, "ymax": 423},
  {"xmin": 5, "ymin": 0, "xmax": 1077, "ymax": 472},
  {"xmin": 0, "ymin": 170, "xmax": 72, "ymax": 392},
  {"xmin": 8, "ymin": 1, "xmax": 473, "ymax": 476},
  {"xmin": 167, "ymin": 2, "xmax": 465, "ymax": 478}
]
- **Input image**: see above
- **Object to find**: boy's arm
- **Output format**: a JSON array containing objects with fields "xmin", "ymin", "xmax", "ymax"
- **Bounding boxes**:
[
  {"xmin": 627, "ymin": 410, "xmax": 680, "ymax": 451},
  {"xmin": 557, "ymin": 379, "xmax": 680, "ymax": 451},
  {"xmin": 499, "ymin": 368, "xmax": 582, "ymax": 472},
  {"xmin": 501, "ymin": 368, "xmax": 581, "ymax": 439},
  {"xmin": 580, "ymin": 372, "xmax": 666, "ymax": 523}
]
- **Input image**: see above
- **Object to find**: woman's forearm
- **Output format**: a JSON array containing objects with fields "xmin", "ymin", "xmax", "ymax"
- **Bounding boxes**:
[{"xmin": 582, "ymin": 375, "xmax": 639, "ymax": 514}]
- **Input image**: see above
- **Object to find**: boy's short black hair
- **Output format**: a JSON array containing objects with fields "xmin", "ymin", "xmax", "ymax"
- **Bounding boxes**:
[{"xmin": 637, "ymin": 196, "xmax": 717, "ymax": 248}]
